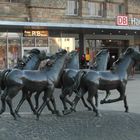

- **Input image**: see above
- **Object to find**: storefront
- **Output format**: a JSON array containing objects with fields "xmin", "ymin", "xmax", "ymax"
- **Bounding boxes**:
[{"xmin": 0, "ymin": 20, "xmax": 140, "ymax": 70}]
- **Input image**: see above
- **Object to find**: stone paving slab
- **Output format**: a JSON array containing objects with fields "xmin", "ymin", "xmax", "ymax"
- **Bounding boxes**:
[
  {"xmin": 0, "ymin": 111, "xmax": 140, "ymax": 140},
  {"xmin": 0, "ymin": 74, "xmax": 140, "ymax": 140}
]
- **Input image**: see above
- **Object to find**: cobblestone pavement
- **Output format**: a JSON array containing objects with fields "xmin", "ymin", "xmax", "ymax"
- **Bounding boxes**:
[{"xmin": 0, "ymin": 74, "xmax": 140, "ymax": 140}]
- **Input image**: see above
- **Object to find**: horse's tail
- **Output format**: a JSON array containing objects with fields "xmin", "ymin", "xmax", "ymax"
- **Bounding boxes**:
[
  {"xmin": 0, "ymin": 69, "xmax": 11, "ymax": 90},
  {"xmin": 73, "ymin": 70, "xmax": 86, "ymax": 95}
]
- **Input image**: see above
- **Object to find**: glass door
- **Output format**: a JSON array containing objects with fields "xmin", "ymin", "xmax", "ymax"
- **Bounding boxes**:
[
  {"xmin": 8, "ymin": 38, "xmax": 21, "ymax": 68},
  {"xmin": 0, "ymin": 38, "xmax": 7, "ymax": 69}
]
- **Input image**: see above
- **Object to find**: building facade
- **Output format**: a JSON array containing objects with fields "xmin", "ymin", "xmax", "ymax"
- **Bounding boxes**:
[{"xmin": 0, "ymin": 0, "xmax": 140, "ymax": 70}]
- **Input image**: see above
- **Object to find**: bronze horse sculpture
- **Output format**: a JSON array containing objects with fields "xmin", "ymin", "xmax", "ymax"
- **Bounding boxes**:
[
  {"xmin": 33, "ymin": 50, "xmax": 80, "ymax": 112},
  {"xmin": 10, "ymin": 50, "xmax": 79, "ymax": 117},
  {"xmin": 0, "ymin": 50, "xmax": 67, "ymax": 120},
  {"xmin": 70, "ymin": 47, "xmax": 140, "ymax": 116},
  {"xmin": 0, "ymin": 49, "xmax": 47, "ymax": 117},
  {"xmin": 60, "ymin": 49, "xmax": 109, "ymax": 114},
  {"xmin": 14, "ymin": 49, "xmax": 50, "ymax": 116},
  {"xmin": 0, "ymin": 49, "xmax": 47, "ymax": 91}
]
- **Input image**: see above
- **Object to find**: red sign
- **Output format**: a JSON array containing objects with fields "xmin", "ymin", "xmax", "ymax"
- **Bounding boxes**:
[{"xmin": 116, "ymin": 16, "xmax": 128, "ymax": 26}]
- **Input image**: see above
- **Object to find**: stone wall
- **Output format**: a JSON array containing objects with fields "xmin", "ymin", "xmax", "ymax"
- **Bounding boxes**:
[
  {"xmin": 128, "ymin": 0, "xmax": 140, "ymax": 18},
  {"xmin": 0, "ymin": 2, "xmax": 28, "ymax": 21}
]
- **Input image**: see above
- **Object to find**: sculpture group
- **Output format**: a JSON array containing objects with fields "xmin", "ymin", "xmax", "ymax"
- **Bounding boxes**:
[{"xmin": 0, "ymin": 47, "xmax": 140, "ymax": 120}]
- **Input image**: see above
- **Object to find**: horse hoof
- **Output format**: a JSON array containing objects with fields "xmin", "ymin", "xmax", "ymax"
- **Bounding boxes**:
[
  {"xmin": 70, "ymin": 107, "xmax": 76, "ymax": 112},
  {"xmin": 125, "ymin": 109, "xmax": 129, "ymax": 113},
  {"xmin": 36, "ymin": 114, "xmax": 40, "ymax": 121},
  {"xmin": 63, "ymin": 109, "xmax": 72, "ymax": 115},
  {"xmin": 15, "ymin": 113, "xmax": 21, "ymax": 118},
  {"xmin": 96, "ymin": 113, "xmax": 102, "ymax": 117},
  {"xmin": 88, "ymin": 107, "xmax": 92, "ymax": 111},
  {"xmin": 55, "ymin": 110, "xmax": 62, "ymax": 117},
  {"xmin": 100, "ymin": 100, "xmax": 104, "ymax": 104}
]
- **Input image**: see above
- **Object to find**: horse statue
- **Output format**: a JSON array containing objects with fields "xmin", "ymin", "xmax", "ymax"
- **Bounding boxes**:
[
  {"xmin": 13, "ymin": 50, "xmax": 79, "ymax": 117},
  {"xmin": 0, "ymin": 50, "xmax": 67, "ymax": 120},
  {"xmin": 32, "ymin": 50, "xmax": 79, "ymax": 112},
  {"xmin": 70, "ymin": 47, "xmax": 140, "ymax": 116},
  {"xmin": 60, "ymin": 49, "xmax": 109, "ymax": 114},
  {"xmin": 14, "ymin": 49, "xmax": 52, "ymax": 116},
  {"xmin": 0, "ymin": 49, "xmax": 47, "ymax": 90}
]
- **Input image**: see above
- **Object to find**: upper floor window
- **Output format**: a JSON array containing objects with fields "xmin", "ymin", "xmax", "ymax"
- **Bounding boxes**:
[
  {"xmin": 88, "ymin": 2, "xmax": 103, "ymax": 17},
  {"xmin": 4, "ymin": 0, "xmax": 25, "ymax": 2},
  {"xmin": 106, "ymin": 3, "xmax": 125, "ymax": 18},
  {"xmin": 66, "ymin": 0, "xmax": 79, "ymax": 15}
]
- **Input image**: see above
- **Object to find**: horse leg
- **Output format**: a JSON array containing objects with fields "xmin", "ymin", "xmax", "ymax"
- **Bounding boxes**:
[
  {"xmin": 70, "ymin": 88, "xmax": 86, "ymax": 112},
  {"xmin": 15, "ymin": 92, "xmax": 26, "ymax": 117},
  {"xmin": 95, "ymin": 93, "xmax": 98, "ymax": 107},
  {"xmin": 5, "ymin": 87, "xmax": 21, "ymax": 120},
  {"xmin": 37, "ymin": 85, "xmax": 55, "ymax": 120},
  {"xmin": 60, "ymin": 91, "xmax": 69, "ymax": 111},
  {"xmin": 50, "ymin": 95, "xmax": 61, "ymax": 116},
  {"xmin": 34, "ymin": 91, "xmax": 41, "ymax": 110},
  {"xmin": 42, "ymin": 93, "xmax": 55, "ymax": 114},
  {"xmin": 0, "ymin": 88, "xmax": 8, "ymax": 115},
  {"xmin": 118, "ymin": 85, "xmax": 128, "ymax": 112},
  {"xmin": 81, "ymin": 96, "xmax": 92, "ymax": 110},
  {"xmin": 101, "ymin": 85, "xmax": 128, "ymax": 112},
  {"xmin": 100, "ymin": 90, "xmax": 111, "ymax": 104},
  {"xmin": 6, "ymin": 96, "xmax": 17, "ymax": 120},
  {"xmin": 36, "ymin": 99, "xmax": 47, "ymax": 120},
  {"xmin": 26, "ymin": 91, "xmax": 37, "ymax": 115},
  {"xmin": 123, "ymin": 95, "xmax": 129, "ymax": 112},
  {"xmin": 87, "ymin": 87, "xmax": 99, "ymax": 116}
]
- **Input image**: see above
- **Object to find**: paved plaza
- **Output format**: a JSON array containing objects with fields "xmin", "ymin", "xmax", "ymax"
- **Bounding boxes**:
[{"xmin": 0, "ymin": 74, "xmax": 140, "ymax": 140}]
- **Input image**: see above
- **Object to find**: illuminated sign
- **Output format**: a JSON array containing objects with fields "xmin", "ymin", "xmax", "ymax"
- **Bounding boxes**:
[
  {"xmin": 23, "ymin": 30, "xmax": 49, "ymax": 37},
  {"xmin": 129, "ymin": 18, "xmax": 140, "ymax": 25},
  {"xmin": 116, "ymin": 16, "xmax": 128, "ymax": 26}
]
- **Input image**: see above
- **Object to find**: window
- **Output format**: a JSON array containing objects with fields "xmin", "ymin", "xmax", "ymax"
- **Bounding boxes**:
[
  {"xmin": 88, "ymin": 2, "xmax": 103, "ymax": 17},
  {"xmin": 5, "ymin": 0, "xmax": 25, "ymax": 3},
  {"xmin": 66, "ymin": 0, "xmax": 78, "ymax": 15},
  {"xmin": 106, "ymin": 3, "xmax": 125, "ymax": 18}
]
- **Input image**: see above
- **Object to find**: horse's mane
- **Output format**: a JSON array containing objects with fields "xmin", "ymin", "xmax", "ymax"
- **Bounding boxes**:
[
  {"xmin": 29, "ymin": 49, "xmax": 40, "ymax": 55},
  {"xmin": 112, "ymin": 47, "xmax": 135, "ymax": 69},
  {"xmin": 40, "ymin": 50, "xmax": 67, "ymax": 70}
]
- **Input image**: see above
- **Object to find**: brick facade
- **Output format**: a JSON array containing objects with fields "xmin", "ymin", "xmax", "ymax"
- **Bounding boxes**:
[{"xmin": 0, "ymin": 0, "xmax": 139, "ymax": 25}]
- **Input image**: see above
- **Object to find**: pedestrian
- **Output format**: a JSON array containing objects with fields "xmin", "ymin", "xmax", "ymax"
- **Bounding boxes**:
[{"xmin": 81, "ymin": 53, "xmax": 86, "ymax": 68}]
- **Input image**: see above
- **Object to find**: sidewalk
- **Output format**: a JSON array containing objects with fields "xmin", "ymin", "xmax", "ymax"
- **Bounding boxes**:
[{"xmin": 0, "ymin": 74, "xmax": 140, "ymax": 140}]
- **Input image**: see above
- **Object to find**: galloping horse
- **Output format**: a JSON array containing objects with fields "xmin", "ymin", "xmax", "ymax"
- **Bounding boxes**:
[
  {"xmin": 14, "ymin": 49, "xmax": 49, "ymax": 116},
  {"xmin": 70, "ymin": 47, "xmax": 140, "ymax": 116},
  {"xmin": 0, "ymin": 49, "xmax": 47, "ymax": 90},
  {"xmin": 60, "ymin": 49, "xmax": 109, "ymax": 114},
  {"xmin": 0, "ymin": 50, "xmax": 67, "ymax": 119},
  {"xmin": 0, "ymin": 49, "xmax": 47, "ymax": 116},
  {"xmin": 33, "ymin": 50, "xmax": 79, "ymax": 112}
]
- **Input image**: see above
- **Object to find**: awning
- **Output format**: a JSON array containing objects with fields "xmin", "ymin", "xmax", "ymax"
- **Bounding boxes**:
[{"xmin": 0, "ymin": 20, "xmax": 140, "ymax": 35}]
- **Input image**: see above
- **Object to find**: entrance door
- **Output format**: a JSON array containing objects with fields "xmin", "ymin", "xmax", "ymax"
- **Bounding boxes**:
[
  {"xmin": 8, "ymin": 38, "xmax": 21, "ymax": 68},
  {"xmin": 107, "ymin": 48, "xmax": 119, "ymax": 69},
  {"xmin": 0, "ymin": 38, "xmax": 7, "ymax": 69}
]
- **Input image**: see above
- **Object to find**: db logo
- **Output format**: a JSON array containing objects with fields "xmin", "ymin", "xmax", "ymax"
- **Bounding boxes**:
[{"xmin": 116, "ymin": 16, "xmax": 128, "ymax": 26}]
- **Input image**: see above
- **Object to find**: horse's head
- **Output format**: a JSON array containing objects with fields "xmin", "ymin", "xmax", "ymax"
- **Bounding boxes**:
[
  {"xmin": 125, "ymin": 47, "xmax": 140, "ymax": 62},
  {"xmin": 65, "ymin": 50, "xmax": 79, "ymax": 69},
  {"xmin": 29, "ymin": 49, "xmax": 40, "ymax": 55},
  {"xmin": 92, "ymin": 49, "xmax": 109, "ymax": 71},
  {"xmin": 112, "ymin": 47, "xmax": 140, "ymax": 72},
  {"xmin": 39, "ymin": 50, "xmax": 47, "ymax": 61},
  {"xmin": 95, "ymin": 49, "xmax": 109, "ymax": 61}
]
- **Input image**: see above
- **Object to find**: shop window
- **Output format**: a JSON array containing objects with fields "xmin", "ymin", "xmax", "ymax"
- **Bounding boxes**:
[
  {"xmin": 36, "ymin": 38, "xmax": 48, "ymax": 47},
  {"xmin": 106, "ymin": 3, "xmax": 125, "ymax": 18},
  {"xmin": 66, "ymin": 0, "xmax": 79, "ymax": 15},
  {"xmin": 88, "ymin": 2, "xmax": 103, "ymax": 17},
  {"xmin": 23, "ymin": 37, "xmax": 35, "ymax": 47},
  {"xmin": 0, "ymin": 38, "xmax": 6, "ymax": 69}
]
